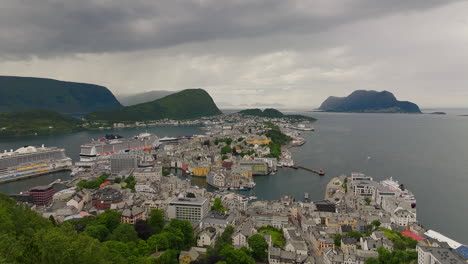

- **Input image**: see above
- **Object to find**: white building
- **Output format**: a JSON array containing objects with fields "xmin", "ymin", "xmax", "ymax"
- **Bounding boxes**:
[
  {"xmin": 133, "ymin": 167, "xmax": 161, "ymax": 183},
  {"xmin": 197, "ymin": 227, "xmax": 218, "ymax": 247},
  {"xmin": 167, "ymin": 197, "xmax": 209, "ymax": 223},
  {"xmin": 417, "ymin": 246, "xmax": 465, "ymax": 264}
]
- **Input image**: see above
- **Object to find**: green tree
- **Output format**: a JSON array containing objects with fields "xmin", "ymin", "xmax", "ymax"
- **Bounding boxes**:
[
  {"xmin": 221, "ymin": 145, "xmax": 232, "ymax": 155},
  {"xmin": 134, "ymin": 219, "xmax": 152, "ymax": 240},
  {"xmin": 347, "ymin": 230, "xmax": 363, "ymax": 240},
  {"xmin": 211, "ymin": 198, "xmax": 227, "ymax": 213},
  {"xmin": 94, "ymin": 210, "xmax": 122, "ymax": 232},
  {"xmin": 109, "ymin": 223, "xmax": 139, "ymax": 243},
  {"xmin": 104, "ymin": 240, "xmax": 133, "ymax": 263},
  {"xmin": 148, "ymin": 209, "xmax": 165, "ymax": 234},
  {"xmin": 334, "ymin": 234, "xmax": 342, "ymax": 247},
  {"xmin": 114, "ymin": 177, "xmax": 122, "ymax": 183},
  {"xmin": 220, "ymin": 246, "xmax": 255, "ymax": 264},
  {"xmin": 165, "ymin": 219, "xmax": 195, "ymax": 249},
  {"xmin": 155, "ymin": 249, "xmax": 179, "ymax": 264},
  {"xmin": 85, "ymin": 224, "xmax": 110, "ymax": 242},
  {"xmin": 33, "ymin": 225, "xmax": 112, "ymax": 264},
  {"xmin": 247, "ymin": 234, "xmax": 268, "ymax": 261},
  {"xmin": 163, "ymin": 169, "xmax": 171, "ymax": 176},
  {"xmin": 371, "ymin": 220, "xmax": 381, "ymax": 228},
  {"xmin": 365, "ymin": 258, "xmax": 380, "ymax": 264},
  {"xmin": 364, "ymin": 197, "xmax": 372, "ymax": 205},
  {"xmin": 148, "ymin": 233, "xmax": 171, "ymax": 251}
]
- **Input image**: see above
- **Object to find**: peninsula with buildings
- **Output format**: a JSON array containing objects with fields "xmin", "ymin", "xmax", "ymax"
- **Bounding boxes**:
[{"xmin": 1, "ymin": 112, "xmax": 467, "ymax": 264}]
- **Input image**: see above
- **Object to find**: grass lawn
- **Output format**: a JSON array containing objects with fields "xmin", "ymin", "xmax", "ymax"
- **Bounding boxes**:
[{"xmin": 258, "ymin": 226, "xmax": 286, "ymax": 247}]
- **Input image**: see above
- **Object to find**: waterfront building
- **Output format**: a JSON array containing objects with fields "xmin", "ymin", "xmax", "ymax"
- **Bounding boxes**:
[
  {"xmin": 313, "ymin": 200, "xmax": 337, "ymax": 213},
  {"xmin": 167, "ymin": 197, "xmax": 209, "ymax": 223},
  {"xmin": 239, "ymin": 160, "xmax": 269, "ymax": 175},
  {"xmin": 417, "ymin": 246, "xmax": 465, "ymax": 264},
  {"xmin": 24, "ymin": 185, "xmax": 56, "ymax": 205},
  {"xmin": 206, "ymin": 170, "xmax": 226, "ymax": 188},
  {"xmin": 110, "ymin": 153, "xmax": 138, "ymax": 175},
  {"xmin": 193, "ymin": 167, "xmax": 210, "ymax": 177}
]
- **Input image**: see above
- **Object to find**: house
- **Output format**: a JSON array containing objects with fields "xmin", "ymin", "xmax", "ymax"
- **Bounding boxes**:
[
  {"xmin": 391, "ymin": 208, "xmax": 416, "ymax": 226},
  {"xmin": 121, "ymin": 207, "xmax": 146, "ymax": 224},
  {"xmin": 341, "ymin": 237, "xmax": 357, "ymax": 254},
  {"xmin": 233, "ymin": 221, "xmax": 257, "ymax": 247},
  {"xmin": 233, "ymin": 232, "xmax": 248, "ymax": 247},
  {"xmin": 179, "ymin": 247, "xmax": 200, "ymax": 264},
  {"xmin": 285, "ymin": 241, "xmax": 308, "ymax": 256},
  {"xmin": 66, "ymin": 190, "xmax": 89, "ymax": 211},
  {"xmin": 197, "ymin": 227, "xmax": 218, "ymax": 247}
]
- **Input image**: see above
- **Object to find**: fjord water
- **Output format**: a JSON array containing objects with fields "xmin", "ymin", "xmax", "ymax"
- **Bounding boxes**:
[
  {"xmin": 0, "ymin": 111, "xmax": 467, "ymax": 244},
  {"xmin": 254, "ymin": 111, "xmax": 468, "ymax": 244}
]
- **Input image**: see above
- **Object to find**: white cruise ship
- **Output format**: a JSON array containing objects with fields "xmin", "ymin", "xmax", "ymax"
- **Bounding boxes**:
[
  {"xmin": 76, "ymin": 133, "xmax": 159, "ymax": 167},
  {"xmin": 0, "ymin": 145, "xmax": 72, "ymax": 183}
]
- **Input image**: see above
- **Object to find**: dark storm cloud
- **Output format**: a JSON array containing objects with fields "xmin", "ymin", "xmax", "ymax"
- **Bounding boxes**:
[{"xmin": 0, "ymin": 0, "xmax": 461, "ymax": 58}]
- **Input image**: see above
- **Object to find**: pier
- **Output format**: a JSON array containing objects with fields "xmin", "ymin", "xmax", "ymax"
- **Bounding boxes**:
[{"xmin": 291, "ymin": 165, "xmax": 325, "ymax": 176}]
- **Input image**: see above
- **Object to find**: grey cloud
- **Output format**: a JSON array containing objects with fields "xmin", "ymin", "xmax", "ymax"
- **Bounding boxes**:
[{"xmin": 0, "ymin": 0, "xmax": 461, "ymax": 58}]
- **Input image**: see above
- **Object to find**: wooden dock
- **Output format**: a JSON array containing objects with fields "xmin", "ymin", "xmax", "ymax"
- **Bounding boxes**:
[{"xmin": 291, "ymin": 165, "xmax": 325, "ymax": 176}]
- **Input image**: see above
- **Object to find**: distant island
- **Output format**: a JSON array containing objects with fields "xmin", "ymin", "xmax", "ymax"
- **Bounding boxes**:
[
  {"xmin": 0, "ymin": 110, "xmax": 84, "ymax": 137},
  {"xmin": 319, "ymin": 90, "xmax": 421, "ymax": 113},
  {"xmin": 0, "ymin": 76, "xmax": 122, "ymax": 114},
  {"xmin": 116, "ymin": 90, "xmax": 178, "ymax": 106},
  {"xmin": 239, "ymin": 108, "xmax": 316, "ymax": 122},
  {"xmin": 87, "ymin": 89, "xmax": 222, "ymax": 122}
]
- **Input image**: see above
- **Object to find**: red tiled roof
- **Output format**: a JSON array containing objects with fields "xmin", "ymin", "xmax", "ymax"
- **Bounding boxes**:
[{"xmin": 401, "ymin": 230, "xmax": 424, "ymax": 241}]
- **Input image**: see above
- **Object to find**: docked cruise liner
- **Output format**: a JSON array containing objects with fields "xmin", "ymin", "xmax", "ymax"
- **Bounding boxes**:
[
  {"xmin": 0, "ymin": 145, "xmax": 72, "ymax": 183},
  {"xmin": 76, "ymin": 133, "xmax": 159, "ymax": 167}
]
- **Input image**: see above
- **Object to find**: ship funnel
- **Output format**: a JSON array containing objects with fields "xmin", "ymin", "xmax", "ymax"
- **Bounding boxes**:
[
  {"xmin": 10, "ymin": 149, "xmax": 13, "ymax": 152},
  {"xmin": 42, "ymin": 144, "xmax": 44, "ymax": 148}
]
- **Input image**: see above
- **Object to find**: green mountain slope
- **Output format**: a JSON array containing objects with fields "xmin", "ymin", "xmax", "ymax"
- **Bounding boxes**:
[
  {"xmin": 0, "ymin": 76, "xmax": 122, "ymax": 114},
  {"xmin": 239, "ymin": 108, "xmax": 316, "ymax": 121},
  {"xmin": 87, "ymin": 89, "xmax": 222, "ymax": 122},
  {"xmin": 0, "ymin": 110, "xmax": 84, "ymax": 137},
  {"xmin": 319, "ymin": 90, "xmax": 421, "ymax": 113},
  {"xmin": 116, "ymin": 90, "xmax": 178, "ymax": 106}
]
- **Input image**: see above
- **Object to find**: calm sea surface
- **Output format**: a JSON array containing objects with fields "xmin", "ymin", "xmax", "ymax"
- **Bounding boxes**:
[{"xmin": 1, "ymin": 111, "xmax": 467, "ymax": 244}]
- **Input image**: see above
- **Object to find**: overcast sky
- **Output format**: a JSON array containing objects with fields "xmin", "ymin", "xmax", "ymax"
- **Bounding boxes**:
[{"xmin": 1, "ymin": 0, "xmax": 467, "ymax": 108}]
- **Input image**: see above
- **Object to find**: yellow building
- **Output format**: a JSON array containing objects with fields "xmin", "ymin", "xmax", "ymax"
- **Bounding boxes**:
[
  {"xmin": 245, "ymin": 136, "xmax": 271, "ymax": 145},
  {"xmin": 193, "ymin": 167, "xmax": 210, "ymax": 177},
  {"xmin": 179, "ymin": 248, "xmax": 199, "ymax": 264}
]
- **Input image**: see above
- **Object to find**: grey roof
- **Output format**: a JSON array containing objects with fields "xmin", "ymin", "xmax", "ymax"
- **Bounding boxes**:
[
  {"xmin": 269, "ymin": 247, "xmax": 281, "ymax": 257},
  {"xmin": 169, "ymin": 197, "xmax": 207, "ymax": 206},
  {"xmin": 122, "ymin": 206, "xmax": 145, "ymax": 217},
  {"xmin": 280, "ymin": 250, "xmax": 296, "ymax": 260},
  {"xmin": 419, "ymin": 246, "xmax": 465, "ymax": 264},
  {"xmin": 342, "ymin": 237, "xmax": 358, "ymax": 245}
]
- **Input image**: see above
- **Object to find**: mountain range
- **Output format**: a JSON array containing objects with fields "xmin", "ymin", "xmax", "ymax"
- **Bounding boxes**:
[
  {"xmin": 87, "ymin": 89, "xmax": 222, "ymax": 122},
  {"xmin": 319, "ymin": 90, "xmax": 421, "ymax": 113},
  {"xmin": 0, "ymin": 76, "xmax": 122, "ymax": 114}
]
